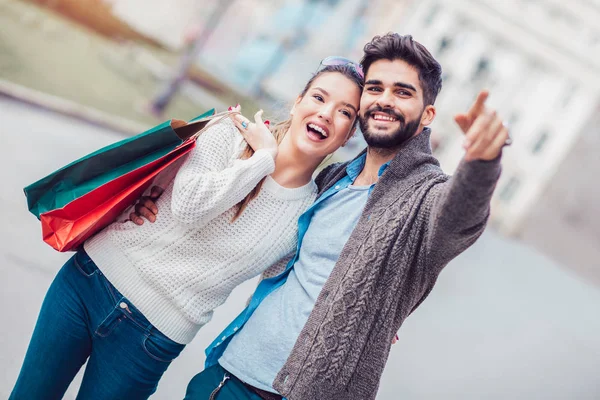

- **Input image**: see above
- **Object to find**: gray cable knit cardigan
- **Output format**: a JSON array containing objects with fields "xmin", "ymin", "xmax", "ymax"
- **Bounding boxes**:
[{"xmin": 272, "ymin": 129, "xmax": 502, "ymax": 400}]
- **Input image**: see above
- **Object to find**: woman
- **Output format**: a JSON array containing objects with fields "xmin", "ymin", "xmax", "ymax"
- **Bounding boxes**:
[{"xmin": 11, "ymin": 58, "xmax": 364, "ymax": 400}]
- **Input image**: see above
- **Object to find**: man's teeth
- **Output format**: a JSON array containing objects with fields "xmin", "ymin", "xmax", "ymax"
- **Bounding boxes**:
[
  {"xmin": 308, "ymin": 123, "xmax": 328, "ymax": 137},
  {"xmin": 373, "ymin": 114, "xmax": 397, "ymax": 122}
]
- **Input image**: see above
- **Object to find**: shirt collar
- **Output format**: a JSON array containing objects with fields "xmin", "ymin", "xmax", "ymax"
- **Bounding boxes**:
[{"xmin": 345, "ymin": 153, "xmax": 391, "ymax": 181}]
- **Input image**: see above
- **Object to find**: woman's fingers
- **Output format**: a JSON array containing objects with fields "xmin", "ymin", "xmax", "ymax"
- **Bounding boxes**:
[
  {"xmin": 231, "ymin": 114, "xmax": 252, "ymax": 137},
  {"xmin": 232, "ymin": 113, "xmax": 250, "ymax": 127},
  {"xmin": 253, "ymin": 109, "xmax": 264, "ymax": 125}
]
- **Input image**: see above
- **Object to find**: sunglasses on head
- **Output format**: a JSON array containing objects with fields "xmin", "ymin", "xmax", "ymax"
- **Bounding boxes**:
[{"xmin": 317, "ymin": 56, "xmax": 364, "ymax": 80}]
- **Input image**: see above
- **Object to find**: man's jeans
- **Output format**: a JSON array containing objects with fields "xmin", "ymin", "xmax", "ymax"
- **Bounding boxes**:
[
  {"xmin": 184, "ymin": 364, "xmax": 263, "ymax": 400},
  {"xmin": 10, "ymin": 250, "xmax": 185, "ymax": 400}
]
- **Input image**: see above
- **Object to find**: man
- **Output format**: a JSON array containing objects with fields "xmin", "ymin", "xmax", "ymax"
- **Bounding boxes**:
[{"xmin": 137, "ymin": 34, "xmax": 508, "ymax": 399}]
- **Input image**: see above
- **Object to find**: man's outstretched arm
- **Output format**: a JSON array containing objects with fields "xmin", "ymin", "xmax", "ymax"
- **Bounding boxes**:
[{"xmin": 426, "ymin": 91, "xmax": 508, "ymax": 265}]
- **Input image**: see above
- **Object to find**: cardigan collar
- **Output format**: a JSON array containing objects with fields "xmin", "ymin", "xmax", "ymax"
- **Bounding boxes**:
[{"xmin": 383, "ymin": 127, "xmax": 441, "ymax": 180}]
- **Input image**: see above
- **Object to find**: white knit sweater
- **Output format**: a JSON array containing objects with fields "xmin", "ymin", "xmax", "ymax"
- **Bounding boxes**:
[{"xmin": 84, "ymin": 119, "xmax": 317, "ymax": 344}]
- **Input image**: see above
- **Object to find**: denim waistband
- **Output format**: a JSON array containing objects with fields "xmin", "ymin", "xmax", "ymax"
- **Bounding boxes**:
[
  {"xmin": 74, "ymin": 249, "xmax": 168, "ymax": 339},
  {"xmin": 220, "ymin": 365, "xmax": 283, "ymax": 400}
]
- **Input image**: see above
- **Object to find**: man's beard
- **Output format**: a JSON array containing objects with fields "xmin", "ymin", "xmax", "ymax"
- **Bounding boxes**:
[{"xmin": 359, "ymin": 105, "xmax": 422, "ymax": 149}]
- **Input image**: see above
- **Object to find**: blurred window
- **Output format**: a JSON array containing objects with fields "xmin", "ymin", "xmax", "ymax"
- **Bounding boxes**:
[
  {"xmin": 472, "ymin": 56, "xmax": 490, "ymax": 80},
  {"xmin": 560, "ymin": 83, "xmax": 578, "ymax": 109},
  {"xmin": 532, "ymin": 130, "xmax": 550, "ymax": 154},
  {"xmin": 424, "ymin": 3, "xmax": 441, "ymax": 27},
  {"xmin": 499, "ymin": 176, "xmax": 521, "ymax": 203},
  {"xmin": 437, "ymin": 36, "xmax": 452, "ymax": 56},
  {"xmin": 507, "ymin": 112, "xmax": 520, "ymax": 131},
  {"xmin": 442, "ymin": 71, "xmax": 452, "ymax": 85}
]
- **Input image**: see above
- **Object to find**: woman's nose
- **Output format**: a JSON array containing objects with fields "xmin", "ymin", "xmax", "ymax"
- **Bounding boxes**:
[{"xmin": 318, "ymin": 105, "xmax": 334, "ymax": 122}]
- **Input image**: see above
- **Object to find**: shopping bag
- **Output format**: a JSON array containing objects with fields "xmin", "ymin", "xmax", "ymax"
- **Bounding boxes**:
[
  {"xmin": 25, "ymin": 110, "xmax": 235, "ymax": 251},
  {"xmin": 25, "ymin": 109, "xmax": 216, "ymax": 219}
]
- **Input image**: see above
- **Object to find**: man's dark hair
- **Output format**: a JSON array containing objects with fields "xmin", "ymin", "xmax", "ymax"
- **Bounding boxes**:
[{"xmin": 360, "ymin": 33, "xmax": 442, "ymax": 106}]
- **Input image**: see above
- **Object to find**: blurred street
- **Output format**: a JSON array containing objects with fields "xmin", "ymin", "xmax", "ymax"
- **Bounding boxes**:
[{"xmin": 1, "ymin": 95, "xmax": 599, "ymax": 399}]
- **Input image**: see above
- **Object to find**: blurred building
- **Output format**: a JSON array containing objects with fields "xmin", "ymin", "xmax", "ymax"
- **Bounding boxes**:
[
  {"xmin": 368, "ymin": 0, "xmax": 600, "ymax": 283},
  {"xmin": 519, "ymin": 107, "xmax": 600, "ymax": 286},
  {"xmin": 109, "ymin": 0, "xmax": 600, "ymax": 281},
  {"xmin": 109, "ymin": 0, "xmax": 222, "ymax": 50}
]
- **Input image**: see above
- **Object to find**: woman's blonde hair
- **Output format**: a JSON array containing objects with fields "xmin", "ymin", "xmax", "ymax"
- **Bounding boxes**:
[{"xmin": 231, "ymin": 64, "xmax": 364, "ymax": 221}]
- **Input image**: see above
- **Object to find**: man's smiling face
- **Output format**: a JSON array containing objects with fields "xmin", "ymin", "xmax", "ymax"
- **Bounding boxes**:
[{"xmin": 358, "ymin": 59, "xmax": 435, "ymax": 149}]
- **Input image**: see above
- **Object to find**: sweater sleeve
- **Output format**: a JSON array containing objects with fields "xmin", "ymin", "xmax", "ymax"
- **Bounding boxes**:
[
  {"xmin": 113, "ymin": 158, "xmax": 186, "ymax": 224},
  {"xmin": 171, "ymin": 119, "xmax": 276, "ymax": 226},
  {"xmin": 425, "ymin": 156, "xmax": 502, "ymax": 267},
  {"xmin": 245, "ymin": 253, "xmax": 294, "ymax": 307}
]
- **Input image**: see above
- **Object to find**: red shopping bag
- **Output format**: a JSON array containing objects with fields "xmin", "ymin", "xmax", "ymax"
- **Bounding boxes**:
[
  {"xmin": 40, "ymin": 139, "xmax": 196, "ymax": 251},
  {"xmin": 34, "ymin": 110, "xmax": 237, "ymax": 252}
]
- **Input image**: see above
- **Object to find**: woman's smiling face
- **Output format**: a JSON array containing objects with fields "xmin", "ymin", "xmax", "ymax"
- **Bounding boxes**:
[{"xmin": 288, "ymin": 71, "xmax": 362, "ymax": 159}]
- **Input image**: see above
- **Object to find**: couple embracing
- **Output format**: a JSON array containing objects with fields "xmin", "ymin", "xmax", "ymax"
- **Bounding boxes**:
[{"xmin": 12, "ymin": 33, "xmax": 508, "ymax": 400}]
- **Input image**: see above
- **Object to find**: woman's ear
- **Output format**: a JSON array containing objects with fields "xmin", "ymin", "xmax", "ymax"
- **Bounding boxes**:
[
  {"xmin": 342, "ymin": 126, "xmax": 357, "ymax": 147},
  {"xmin": 290, "ymin": 95, "xmax": 303, "ymax": 116}
]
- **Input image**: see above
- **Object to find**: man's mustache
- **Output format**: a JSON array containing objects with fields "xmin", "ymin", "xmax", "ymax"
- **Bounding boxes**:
[{"xmin": 364, "ymin": 105, "xmax": 405, "ymax": 124}]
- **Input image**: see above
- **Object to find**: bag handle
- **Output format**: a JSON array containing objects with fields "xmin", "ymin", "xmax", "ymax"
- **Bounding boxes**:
[{"xmin": 172, "ymin": 111, "xmax": 241, "ymax": 141}]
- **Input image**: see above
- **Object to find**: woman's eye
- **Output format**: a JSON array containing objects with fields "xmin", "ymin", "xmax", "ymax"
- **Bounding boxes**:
[
  {"xmin": 313, "ymin": 95, "xmax": 324, "ymax": 102},
  {"xmin": 341, "ymin": 110, "xmax": 351, "ymax": 118}
]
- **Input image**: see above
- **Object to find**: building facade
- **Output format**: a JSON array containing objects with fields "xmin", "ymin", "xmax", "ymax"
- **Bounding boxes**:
[
  {"xmin": 373, "ymin": 0, "xmax": 600, "ymax": 281},
  {"xmin": 110, "ymin": 0, "xmax": 600, "ymax": 281}
]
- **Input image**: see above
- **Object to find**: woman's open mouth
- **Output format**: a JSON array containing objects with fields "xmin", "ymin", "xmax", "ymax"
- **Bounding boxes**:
[{"xmin": 306, "ymin": 122, "xmax": 329, "ymax": 141}]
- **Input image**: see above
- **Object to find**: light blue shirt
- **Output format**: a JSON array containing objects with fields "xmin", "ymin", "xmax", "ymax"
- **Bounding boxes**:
[
  {"xmin": 219, "ymin": 183, "xmax": 370, "ymax": 392},
  {"xmin": 204, "ymin": 153, "xmax": 390, "ymax": 380}
]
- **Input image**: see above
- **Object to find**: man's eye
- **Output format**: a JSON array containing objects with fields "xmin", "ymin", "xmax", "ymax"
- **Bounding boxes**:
[{"xmin": 367, "ymin": 87, "xmax": 382, "ymax": 92}]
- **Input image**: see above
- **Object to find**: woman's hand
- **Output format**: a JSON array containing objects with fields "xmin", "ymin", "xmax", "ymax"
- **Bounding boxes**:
[{"xmin": 230, "ymin": 108, "xmax": 278, "ymax": 160}]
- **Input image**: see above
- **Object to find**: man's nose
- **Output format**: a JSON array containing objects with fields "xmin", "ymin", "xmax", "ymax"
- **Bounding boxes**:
[{"xmin": 376, "ymin": 89, "xmax": 394, "ymax": 108}]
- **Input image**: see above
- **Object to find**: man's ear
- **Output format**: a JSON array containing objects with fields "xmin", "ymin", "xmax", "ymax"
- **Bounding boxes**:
[{"xmin": 421, "ymin": 105, "xmax": 436, "ymax": 127}]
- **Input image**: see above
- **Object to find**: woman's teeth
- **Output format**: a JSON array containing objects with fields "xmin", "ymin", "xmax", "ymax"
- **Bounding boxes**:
[{"xmin": 308, "ymin": 123, "xmax": 328, "ymax": 137}]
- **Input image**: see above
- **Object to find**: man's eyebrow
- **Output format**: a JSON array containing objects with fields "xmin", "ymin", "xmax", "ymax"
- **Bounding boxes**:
[
  {"xmin": 313, "ymin": 87, "xmax": 357, "ymax": 113},
  {"xmin": 394, "ymin": 82, "xmax": 417, "ymax": 92},
  {"xmin": 365, "ymin": 79, "xmax": 418, "ymax": 93}
]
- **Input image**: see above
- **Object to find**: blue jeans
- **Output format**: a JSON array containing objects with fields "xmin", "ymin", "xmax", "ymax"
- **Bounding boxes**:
[
  {"xmin": 184, "ymin": 364, "xmax": 263, "ymax": 400},
  {"xmin": 10, "ymin": 250, "xmax": 185, "ymax": 400}
]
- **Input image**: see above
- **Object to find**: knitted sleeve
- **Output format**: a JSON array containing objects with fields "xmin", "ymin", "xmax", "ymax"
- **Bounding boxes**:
[
  {"xmin": 426, "ymin": 156, "xmax": 502, "ymax": 267},
  {"xmin": 259, "ymin": 252, "xmax": 293, "ymax": 280},
  {"xmin": 171, "ymin": 119, "xmax": 276, "ymax": 226},
  {"xmin": 113, "ymin": 158, "xmax": 186, "ymax": 224},
  {"xmin": 245, "ymin": 253, "xmax": 294, "ymax": 307}
]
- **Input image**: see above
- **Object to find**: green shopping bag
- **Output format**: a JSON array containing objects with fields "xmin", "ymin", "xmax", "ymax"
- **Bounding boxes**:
[
  {"xmin": 24, "ymin": 109, "xmax": 216, "ymax": 219},
  {"xmin": 24, "ymin": 109, "xmax": 240, "ymax": 252}
]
